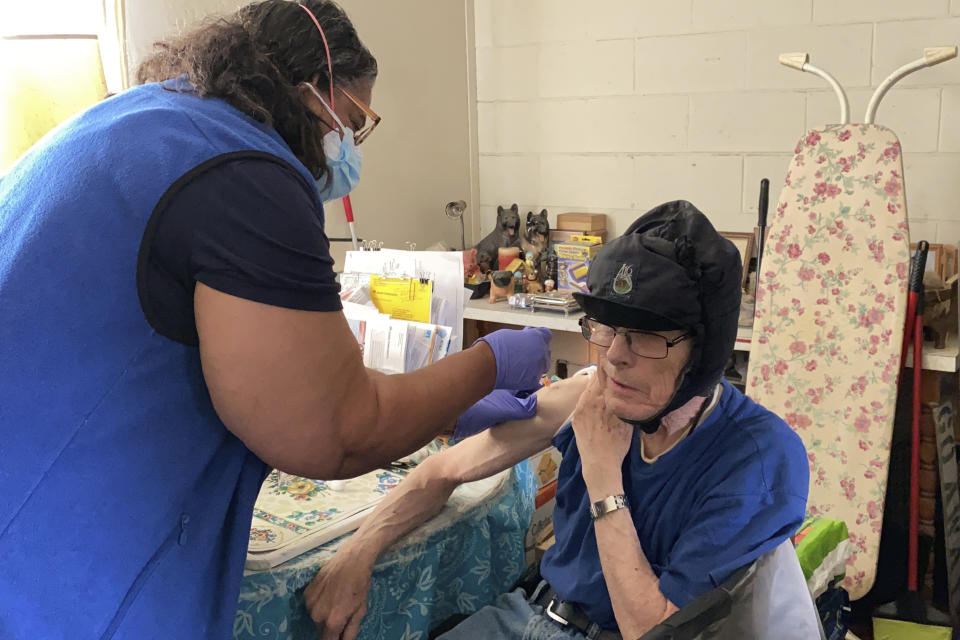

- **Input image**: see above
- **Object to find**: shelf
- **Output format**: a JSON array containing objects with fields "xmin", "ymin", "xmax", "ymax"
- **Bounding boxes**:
[
  {"xmin": 465, "ymin": 300, "xmax": 959, "ymax": 373},
  {"xmin": 905, "ymin": 333, "xmax": 959, "ymax": 373},
  {"xmin": 463, "ymin": 298, "xmax": 584, "ymax": 333},
  {"xmin": 733, "ymin": 327, "xmax": 958, "ymax": 373}
]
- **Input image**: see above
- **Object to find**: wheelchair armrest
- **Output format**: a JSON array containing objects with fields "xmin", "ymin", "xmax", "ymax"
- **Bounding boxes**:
[{"xmin": 638, "ymin": 562, "xmax": 755, "ymax": 640}]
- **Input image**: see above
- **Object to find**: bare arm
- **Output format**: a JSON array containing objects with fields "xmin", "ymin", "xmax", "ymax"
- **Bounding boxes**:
[
  {"xmin": 303, "ymin": 373, "xmax": 589, "ymax": 640},
  {"xmin": 588, "ymin": 481, "xmax": 679, "ymax": 638},
  {"xmin": 195, "ymin": 284, "xmax": 498, "ymax": 479},
  {"xmin": 340, "ymin": 372, "xmax": 587, "ymax": 561}
]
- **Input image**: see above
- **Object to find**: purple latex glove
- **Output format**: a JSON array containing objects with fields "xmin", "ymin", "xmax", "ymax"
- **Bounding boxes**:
[
  {"xmin": 476, "ymin": 326, "xmax": 552, "ymax": 391},
  {"xmin": 455, "ymin": 389, "xmax": 539, "ymax": 439}
]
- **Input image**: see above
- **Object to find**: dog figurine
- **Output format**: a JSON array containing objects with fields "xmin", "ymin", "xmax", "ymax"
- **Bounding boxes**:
[
  {"xmin": 474, "ymin": 204, "xmax": 522, "ymax": 273},
  {"xmin": 521, "ymin": 209, "xmax": 550, "ymax": 266},
  {"xmin": 489, "ymin": 270, "xmax": 515, "ymax": 304}
]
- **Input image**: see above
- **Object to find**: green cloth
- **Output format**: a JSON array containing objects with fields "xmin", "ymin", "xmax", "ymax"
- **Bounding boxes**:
[
  {"xmin": 873, "ymin": 617, "xmax": 952, "ymax": 640},
  {"xmin": 793, "ymin": 517, "xmax": 849, "ymax": 582}
]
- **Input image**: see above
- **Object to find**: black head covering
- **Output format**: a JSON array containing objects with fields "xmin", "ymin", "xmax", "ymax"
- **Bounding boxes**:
[{"xmin": 572, "ymin": 200, "xmax": 742, "ymax": 433}]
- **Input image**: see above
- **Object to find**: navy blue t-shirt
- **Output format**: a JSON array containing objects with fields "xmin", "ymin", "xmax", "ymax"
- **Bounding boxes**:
[
  {"xmin": 139, "ymin": 154, "xmax": 343, "ymax": 345},
  {"xmin": 540, "ymin": 377, "xmax": 809, "ymax": 629}
]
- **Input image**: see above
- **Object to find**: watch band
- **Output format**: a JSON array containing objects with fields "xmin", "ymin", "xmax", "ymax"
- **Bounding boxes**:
[{"xmin": 589, "ymin": 494, "xmax": 629, "ymax": 521}]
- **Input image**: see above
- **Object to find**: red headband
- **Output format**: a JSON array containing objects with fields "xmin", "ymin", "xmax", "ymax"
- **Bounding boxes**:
[{"xmin": 298, "ymin": 3, "xmax": 335, "ymax": 109}]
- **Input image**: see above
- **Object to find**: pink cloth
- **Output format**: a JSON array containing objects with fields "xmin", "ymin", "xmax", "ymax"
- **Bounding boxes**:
[{"xmin": 659, "ymin": 394, "xmax": 707, "ymax": 435}]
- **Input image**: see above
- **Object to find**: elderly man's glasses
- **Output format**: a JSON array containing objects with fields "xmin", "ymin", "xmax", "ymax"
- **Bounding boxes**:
[
  {"xmin": 579, "ymin": 317, "xmax": 691, "ymax": 359},
  {"xmin": 338, "ymin": 87, "xmax": 380, "ymax": 145}
]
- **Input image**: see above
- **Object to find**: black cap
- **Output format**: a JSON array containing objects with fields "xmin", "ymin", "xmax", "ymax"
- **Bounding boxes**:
[{"xmin": 573, "ymin": 200, "xmax": 742, "ymax": 431}]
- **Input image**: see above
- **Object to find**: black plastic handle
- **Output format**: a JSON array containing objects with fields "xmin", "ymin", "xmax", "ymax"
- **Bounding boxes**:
[
  {"xmin": 910, "ymin": 240, "xmax": 929, "ymax": 294},
  {"xmin": 757, "ymin": 178, "xmax": 770, "ymax": 227}
]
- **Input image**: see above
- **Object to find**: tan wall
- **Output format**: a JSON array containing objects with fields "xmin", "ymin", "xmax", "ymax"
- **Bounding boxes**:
[
  {"xmin": 124, "ymin": 0, "xmax": 479, "ymax": 267},
  {"xmin": 474, "ymin": 0, "xmax": 960, "ymax": 245}
]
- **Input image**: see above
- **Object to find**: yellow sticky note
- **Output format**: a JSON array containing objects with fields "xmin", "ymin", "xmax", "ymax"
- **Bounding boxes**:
[{"xmin": 369, "ymin": 276, "xmax": 432, "ymax": 323}]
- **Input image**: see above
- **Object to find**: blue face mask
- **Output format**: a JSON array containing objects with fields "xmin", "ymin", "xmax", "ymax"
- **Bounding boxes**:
[
  {"xmin": 305, "ymin": 83, "xmax": 363, "ymax": 202},
  {"xmin": 318, "ymin": 125, "xmax": 362, "ymax": 202}
]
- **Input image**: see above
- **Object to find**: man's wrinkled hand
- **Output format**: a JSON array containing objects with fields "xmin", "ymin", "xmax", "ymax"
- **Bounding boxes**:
[
  {"xmin": 572, "ymin": 367, "xmax": 632, "ymax": 491},
  {"xmin": 304, "ymin": 548, "xmax": 374, "ymax": 640}
]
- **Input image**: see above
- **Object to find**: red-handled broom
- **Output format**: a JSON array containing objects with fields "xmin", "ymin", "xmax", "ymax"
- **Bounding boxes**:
[{"xmin": 874, "ymin": 240, "xmax": 952, "ymax": 639}]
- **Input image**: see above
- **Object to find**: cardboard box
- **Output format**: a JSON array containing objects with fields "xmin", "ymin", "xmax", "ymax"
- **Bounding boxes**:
[
  {"xmin": 549, "ymin": 229, "xmax": 607, "ymax": 245},
  {"xmin": 525, "ymin": 479, "xmax": 557, "ymax": 565},
  {"xmin": 529, "ymin": 447, "xmax": 561, "ymax": 490},
  {"xmin": 571, "ymin": 234, "xmax": 604, "ymax": 244},
  {"xmin": 556, "ymin": 212, "xmax": 607, "ymax": 232},
  {"xmin": 555, "ymin": 237, "xmax": 602, "ymax": 261},
  {"xmin": 557, "ymin": 256, "xmax": 591, "ymax": 293}
]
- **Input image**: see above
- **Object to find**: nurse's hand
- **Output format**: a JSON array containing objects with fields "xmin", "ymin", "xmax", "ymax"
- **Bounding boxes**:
[
  {"xmin": 475, "ymin": 326, "xmax": 551, "ymax": 391},
  {"xmin": 304, "ymin": 546, "xmax": 374, "ymax": 640},
  {"xmin": 454, "ymin": 388, "xmax": 539, "ymax": 439}
]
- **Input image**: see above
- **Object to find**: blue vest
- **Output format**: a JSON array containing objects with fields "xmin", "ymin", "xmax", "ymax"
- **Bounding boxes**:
[{"xmin": 0, "ymin": 83, "xmax": 320, "ymax": 639}]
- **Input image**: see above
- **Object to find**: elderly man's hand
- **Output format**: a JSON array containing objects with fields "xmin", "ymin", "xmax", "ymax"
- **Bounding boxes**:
[
  {"xmin": 304, "ymin": 543, "xmax": 375, "ymax": 640},
  {"xmin": 572, "ymin": 367, "xmax": 632, "ymax": 494}
]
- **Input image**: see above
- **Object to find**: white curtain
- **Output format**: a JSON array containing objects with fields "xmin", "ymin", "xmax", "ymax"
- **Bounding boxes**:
[{"xmin": 99, "ymin": 0, "xmax": 128, "ymax": 93}]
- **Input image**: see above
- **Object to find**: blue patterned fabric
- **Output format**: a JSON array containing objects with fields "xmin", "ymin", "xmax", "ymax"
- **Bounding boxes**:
[{"xmin": 235, "ymin": 462, "xmax": 536, "ymax": 640}]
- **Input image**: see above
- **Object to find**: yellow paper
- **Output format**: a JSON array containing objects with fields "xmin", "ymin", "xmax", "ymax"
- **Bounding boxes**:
[{"xmin": 369, "ymin": 276, "xmax": 432, "ymax": 323}]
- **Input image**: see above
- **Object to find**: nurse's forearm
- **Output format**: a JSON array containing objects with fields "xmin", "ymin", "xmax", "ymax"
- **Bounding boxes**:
[
  {"xmin": 194, "ymin": 283, "xmax": 502, "ymax": 479},
  {"xmin": 588, "ymin": 477, "xmax": 679, "ymax": 638},
  {"xmin": 331, "ymin": 342, "xmax": 497, "ymax": 478}
]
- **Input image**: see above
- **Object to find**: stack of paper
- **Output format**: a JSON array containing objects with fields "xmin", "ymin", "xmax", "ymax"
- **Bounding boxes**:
[
  {"xmin": 340, "ymin": 280, "xmax": 454, "ymax": 375},
  {"xmin": 343, "ymin": 249, "xmax": 466, "ymax": 353}
]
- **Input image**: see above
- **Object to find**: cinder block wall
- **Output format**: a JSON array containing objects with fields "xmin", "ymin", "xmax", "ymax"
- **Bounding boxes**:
[{"xmin": 474, "ymin": 0, "xmax": 960, "ymax": 245}]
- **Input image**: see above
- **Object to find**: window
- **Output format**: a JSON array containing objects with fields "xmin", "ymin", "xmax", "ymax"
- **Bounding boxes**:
[{"xmin": 0, "ymin": 0, "xmax": 125, "ymax": 171}]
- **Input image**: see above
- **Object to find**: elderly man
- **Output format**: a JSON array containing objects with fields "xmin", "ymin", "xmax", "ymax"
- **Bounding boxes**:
[{"xmin": 305, "ymin": 201, "xmax": 810, "ymax": 640}]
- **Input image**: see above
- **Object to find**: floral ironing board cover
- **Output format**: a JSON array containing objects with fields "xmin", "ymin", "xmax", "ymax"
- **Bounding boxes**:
[
  {"xmin": 245, "ymin": 467, "xmax": 407, "ymax": 569},
  {"xmin": 746, "ymin": 124, "xmax": 909, "ymax": 598},
  {"xmin": 246, "ymin": 440, "xmax": 448, "ymax": 569}
]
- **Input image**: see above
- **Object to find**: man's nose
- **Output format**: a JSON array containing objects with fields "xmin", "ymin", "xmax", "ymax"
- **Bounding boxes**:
[{"xmin": 605, "ymin": 332, "xmax": 634, "ymax": 366}]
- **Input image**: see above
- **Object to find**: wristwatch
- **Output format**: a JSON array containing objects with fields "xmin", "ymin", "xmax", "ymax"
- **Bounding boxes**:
[{"xmin": 589, "ymin": 494, "xmax": 630, "ymax": 521}]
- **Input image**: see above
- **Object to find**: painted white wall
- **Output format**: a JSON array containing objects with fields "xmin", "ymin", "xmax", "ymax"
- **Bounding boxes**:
[
  {"xmin": 124, "ymin": 0, "xmax": 479, "ymax": 264},
  {"xmin": 474, "ymin": 0, "xmax": 960, "ymax": 246}
]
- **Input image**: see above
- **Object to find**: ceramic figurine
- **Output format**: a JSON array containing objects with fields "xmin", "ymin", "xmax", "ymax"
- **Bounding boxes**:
[
  {"xmin": 462, "ymin": 247, "xmax": 481, "ymax": 278},
  {"xmin": 473, "ymin": 204, "xmax": 522, "ymax": 273},
  {"xmin": 540, "ymin": 251, "xmax": 558, "ymax": 287},
  {"xmin": 521, "ymin": 209, "xmax": 550, "ymax": 266},
  {"xmin": 489, "ymin": 269, "xmax": 515, "ymax": 304}
]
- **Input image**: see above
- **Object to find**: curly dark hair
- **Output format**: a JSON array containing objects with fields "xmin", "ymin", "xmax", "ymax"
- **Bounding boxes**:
[{"xmin": 136, "ymin": 0, "xmax": 377, "ymax": 180}]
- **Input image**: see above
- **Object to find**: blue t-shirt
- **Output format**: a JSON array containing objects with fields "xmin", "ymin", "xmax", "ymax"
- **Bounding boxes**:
[{"xmin": 540, "ymin": 378, "xmax": 809, "ymax": 629}]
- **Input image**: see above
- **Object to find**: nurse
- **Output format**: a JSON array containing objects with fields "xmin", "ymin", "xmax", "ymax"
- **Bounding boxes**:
[{"xmin": 0, "ymin": 1, "xmax": 549, "ymax": 638}]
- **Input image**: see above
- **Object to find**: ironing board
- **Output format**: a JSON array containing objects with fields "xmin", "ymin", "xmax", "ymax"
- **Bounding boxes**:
[
  {"xmin": 746, "ymin": 122, "xmax": 910, "ymax": 598},
  {"xmin": 746, "ymin": 47, "xmax": 957, "ymax": 599}
]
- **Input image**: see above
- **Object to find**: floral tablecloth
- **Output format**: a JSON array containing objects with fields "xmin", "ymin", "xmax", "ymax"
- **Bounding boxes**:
[{"xmin": 234, "ymin": 461, "xmax": 535, "ymax": 640}]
